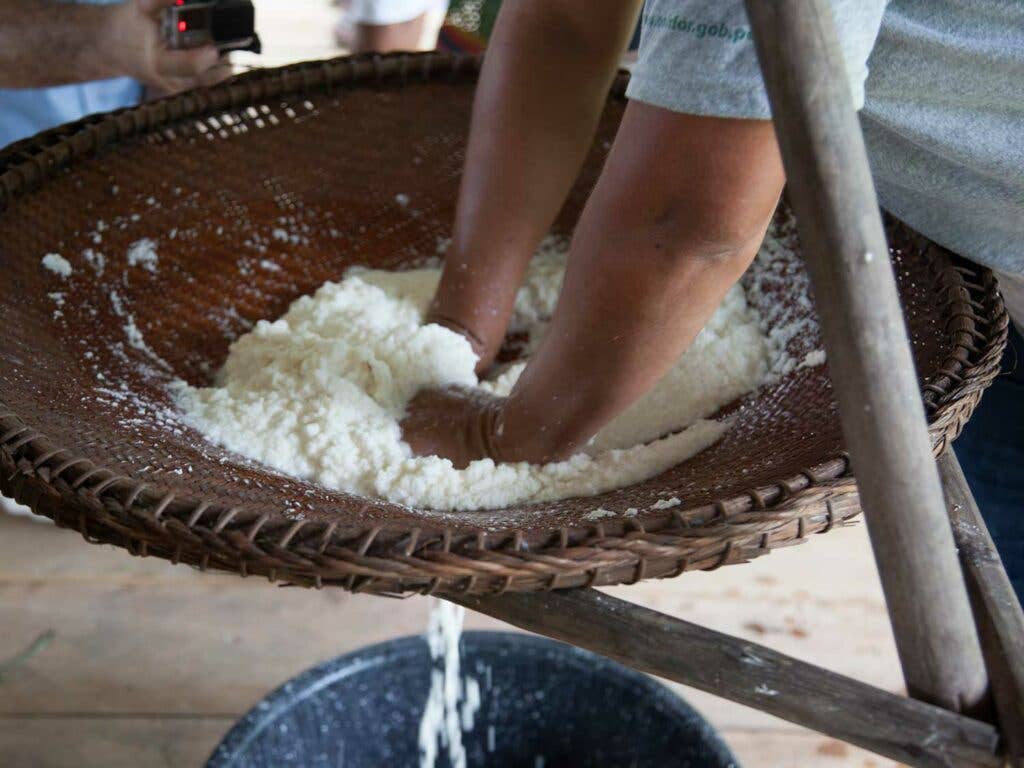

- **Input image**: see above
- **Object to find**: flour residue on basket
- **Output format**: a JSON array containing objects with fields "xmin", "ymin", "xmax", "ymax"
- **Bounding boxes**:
[{"xmin": 170, "ymin": 233, "xmax": 817, "ymax": 512}]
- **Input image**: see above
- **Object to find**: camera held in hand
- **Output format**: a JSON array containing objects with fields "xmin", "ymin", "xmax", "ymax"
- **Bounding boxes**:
[{"xmin": 161, "ymin": 0, "xmax": 260, "ymax": 53}]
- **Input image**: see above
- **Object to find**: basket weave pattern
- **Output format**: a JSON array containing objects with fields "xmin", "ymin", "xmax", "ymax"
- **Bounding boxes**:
[{"xmin": 0, "ymin": 53, "xmax": 1009, "ymax": 594}]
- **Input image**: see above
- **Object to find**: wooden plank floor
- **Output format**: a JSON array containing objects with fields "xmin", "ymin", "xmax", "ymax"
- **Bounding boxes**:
[{"xmin": 0, "ymin": 504, "xmax": 905, "ymax": 767}]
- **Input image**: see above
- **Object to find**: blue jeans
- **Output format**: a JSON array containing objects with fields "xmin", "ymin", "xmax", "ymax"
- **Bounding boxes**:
[{"xmin": 955, "ymin": 323, "xmax": 1024, "ymax": 599}]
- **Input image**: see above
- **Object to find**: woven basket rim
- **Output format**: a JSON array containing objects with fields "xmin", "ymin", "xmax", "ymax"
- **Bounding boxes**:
[{"xmin": 0, "ymin": 52, "xmax": 1010, "ymax": 594}]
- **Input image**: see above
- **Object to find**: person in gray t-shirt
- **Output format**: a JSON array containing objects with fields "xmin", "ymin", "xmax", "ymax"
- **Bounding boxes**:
[
  {"xmin": 400, "ymin": 0, "xmax": 1023, "ymax": 591},
  {"xmin": 626, "ymin": 0, "xmax": 1024, "ymax": 595},
  {"xmin": 630, "ymin": 0, "xmax": 1024, "ymax": 329}
]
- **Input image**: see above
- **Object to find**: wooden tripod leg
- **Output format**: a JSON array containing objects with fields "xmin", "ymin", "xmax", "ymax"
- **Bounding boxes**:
[
  {"xmin": 941, "ymin": 449, "xmax": 1024, "ymax": 763},
  {"xmin": 743, "ymin": 0, "xmax": 988, "ymax": 712}
]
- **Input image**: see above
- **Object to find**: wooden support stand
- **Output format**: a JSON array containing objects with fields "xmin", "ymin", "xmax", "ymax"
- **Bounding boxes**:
[
  {"xmin": 743, "ymin": 0, "xmax": 988, "ymax": 714},
  {"xmin": 450, "ymin": 450, "xmax": 1024, "ymax": 767},
  {"xmin": 450, "ymin": 1, "xmax": 1024, "ymax": 765},
  {"xmin": 943, "ymin": 450, "xmax": 1024, "ymax": 761}
]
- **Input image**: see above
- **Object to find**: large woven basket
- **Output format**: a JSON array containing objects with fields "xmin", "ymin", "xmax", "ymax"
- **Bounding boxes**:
[{"xmin": 0, "ymin": 53, "xmax": 1008, "ymax": 595}]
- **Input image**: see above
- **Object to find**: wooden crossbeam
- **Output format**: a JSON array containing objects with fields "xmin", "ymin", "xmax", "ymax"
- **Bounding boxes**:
[{"xmin": 449, "ymin": 588, "xmax": 1001, "ymax": 768}]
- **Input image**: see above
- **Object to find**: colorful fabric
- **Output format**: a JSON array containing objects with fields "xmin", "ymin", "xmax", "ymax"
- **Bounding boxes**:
[{"xmin": 438, "ymin": 0, "xmax": 501, "ymax": 54}]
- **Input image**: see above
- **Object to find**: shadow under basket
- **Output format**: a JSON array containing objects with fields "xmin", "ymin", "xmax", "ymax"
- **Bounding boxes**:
[{"xmin": 0, "ymin": 53, "xmax": 1009, "ymax": 595}]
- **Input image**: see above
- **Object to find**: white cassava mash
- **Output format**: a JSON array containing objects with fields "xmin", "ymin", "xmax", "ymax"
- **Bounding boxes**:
[{"xmin": 172, "ymin": 239, "xmax": 781, "ymax": 511}]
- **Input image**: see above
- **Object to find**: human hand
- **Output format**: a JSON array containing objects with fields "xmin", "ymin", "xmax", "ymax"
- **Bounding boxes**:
[
  {"xmin": 400, "ymin": 388, "xmax": 506, "ymax": 469},
  {"xmin": 424, "ymin": 310, "xmax": 492, "ymax": 372},
  {"xmin": 102, "ymin": 0, "xmax": 227, "ymax": 94}
]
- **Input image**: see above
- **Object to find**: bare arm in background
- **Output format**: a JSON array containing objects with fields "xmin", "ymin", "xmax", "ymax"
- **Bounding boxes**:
[
  {"xmin": 0, "ymin": 0, "xmax": 221, "ymax": 92},
  {"xmin": 351, "ymin": 15, "xmax": 428, "ymax": 53},
  {"xmin": 401, "ymin": 1, "xmax": 786, "ymax": 466}
]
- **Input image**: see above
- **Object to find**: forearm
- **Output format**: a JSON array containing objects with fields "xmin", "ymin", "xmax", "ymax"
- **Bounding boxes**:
[
  {"xmin": 431, "ymin": 0, "xmax": 642, "ymax": 369},
  {"xmin": 494, "ymin": 107, "xmax": 785, "ymax": 462},
  {"xmin": 497, "ymin": 235, "xmax": 759, "ymax": 461},
  {"xmin": 0, "ymin": 1, "xmax": 118, "ymax": 88}
]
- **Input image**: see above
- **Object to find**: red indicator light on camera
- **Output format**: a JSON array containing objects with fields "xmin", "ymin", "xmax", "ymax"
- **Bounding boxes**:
[{"xmin": 177, "ymin": 20, "xmax": 187, "ymax": 32}]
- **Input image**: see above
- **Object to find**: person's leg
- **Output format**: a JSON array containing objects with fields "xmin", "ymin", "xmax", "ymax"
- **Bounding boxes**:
[
  {"xmin": 351, "ymin": 14, "xmax": 428, "ymax": 53},
  {"xmin": 954, "ymin": 323, "xmax": 1024, "ymax": 598},
  {"xmin": 341, "ymin": 0, "xmax": 446, "ymax": 52}
]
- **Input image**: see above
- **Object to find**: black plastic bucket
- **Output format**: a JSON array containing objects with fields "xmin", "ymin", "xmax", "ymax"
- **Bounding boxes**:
[{"xmin": 207, "ymin": 631, "xmax": 737, "ymax": 768}]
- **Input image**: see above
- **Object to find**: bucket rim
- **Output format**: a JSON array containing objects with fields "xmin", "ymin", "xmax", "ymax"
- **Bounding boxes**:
[{"xmin": 206, "ymin": 629, "xmax": 737, "ymax": 767}]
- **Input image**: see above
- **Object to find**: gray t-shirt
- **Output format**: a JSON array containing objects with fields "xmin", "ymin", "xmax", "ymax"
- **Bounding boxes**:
[{"xmin": 628, "ymin": 0, "xmax": 1024, "ymax": 288}]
